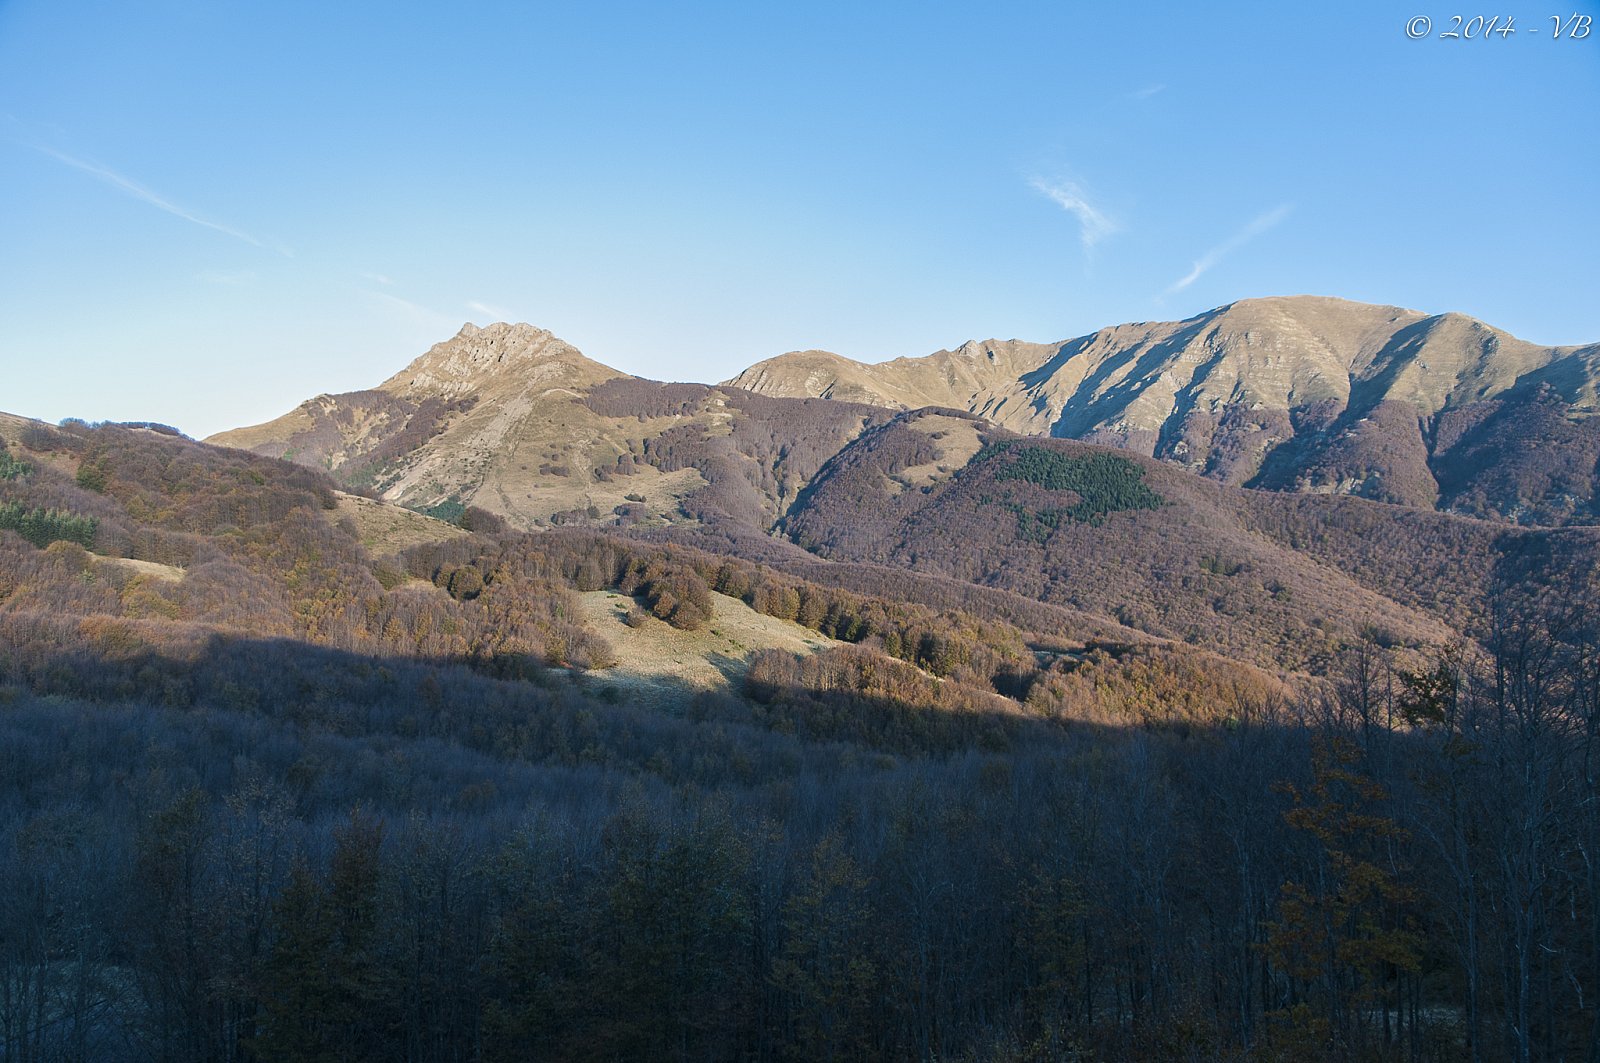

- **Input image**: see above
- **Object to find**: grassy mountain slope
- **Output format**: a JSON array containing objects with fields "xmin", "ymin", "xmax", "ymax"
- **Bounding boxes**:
[
  {"xmin": 209, "ymin": 323, "xmax": 894, "ymax": 533},
  {"xmin": 729, "ymin": 296, "xmax": 1600, "ymax": 524},
  {"xmin": 213, "ymin": 302, "xmax": 1600, "ymax": 529}
]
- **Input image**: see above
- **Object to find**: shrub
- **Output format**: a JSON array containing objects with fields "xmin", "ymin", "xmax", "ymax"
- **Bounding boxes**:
[
  {"xmin": 420, "ymin": 498, "xmax": 466, "ymax": 524},
  {"xmin": 459, "ymin": 506, "xmax": 508, "ymax": 534},
  {"xmin": 0, "ymin": 449, "xmax": 31, "ymax": 481},
  {"xmin": 617, "ymin": 555, "xmax": 714, "ymax": 630},
  {"xmin": 18, "ymin": 423, "xmax": 64, "ymax": 451},
  {"xmin": 447, "ymin": 566, "xmax": 484, "ymax": 601},
  {"xmin": 75, "ymin": 463, "xmax": 109, "ymax": 493}
]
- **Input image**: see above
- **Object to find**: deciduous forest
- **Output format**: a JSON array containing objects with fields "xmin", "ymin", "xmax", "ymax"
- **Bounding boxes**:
[{"xmin": 2, "ymin": 416, "xmax": 1599, "ymax": 1062}]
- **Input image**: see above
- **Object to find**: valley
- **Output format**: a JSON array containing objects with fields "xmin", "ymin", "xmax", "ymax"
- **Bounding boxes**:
[{"xmin": 2, "ymin": 297, "xmax": 1597, "ymax": 1061}]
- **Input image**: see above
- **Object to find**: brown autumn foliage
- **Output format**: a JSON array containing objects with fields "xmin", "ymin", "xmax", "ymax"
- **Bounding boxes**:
[
  {"xmin": 3, "ymin": 414, "xmax": 1600, "ymax": 1059},
  {"xmin": 781, "ymin": 413, "xmax": 1600, "ymax": 671}
]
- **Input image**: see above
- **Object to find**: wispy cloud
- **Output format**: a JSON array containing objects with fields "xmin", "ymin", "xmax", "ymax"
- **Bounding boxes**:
[
  {"xmin": 361, "ymin": 271, "xmax": 395, "ymax": 286},
  {"xmin": 35, "ymin": 145, "xmax": 289, "ymax": 255},
  {"xmin": 1165, "ymin": 203, "xmax": 1294, "ymax": 294},
  {"xmin": 467, "ymin": 300, "xmax": 515, "ymax": 323},
  {"xmin": 1129, "ymin": 83, "xmax": 1166, "ymax": 100},
  {"xmin": 1029, "ymin": 176, "xmax": 1119, "ymax": 251}
]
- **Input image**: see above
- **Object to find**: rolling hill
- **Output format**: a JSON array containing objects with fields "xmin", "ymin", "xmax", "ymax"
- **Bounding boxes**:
[{"xmin": 778, "ymin": 408, "xmax": 1600, "ymax": 669}]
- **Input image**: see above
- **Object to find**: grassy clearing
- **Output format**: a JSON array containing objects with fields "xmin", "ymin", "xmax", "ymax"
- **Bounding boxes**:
[
  {"xmin": 335, "ymin": 492, "xmax": 467, "ymax": 553},
  {"xmin": 574, "ymin": 589, "xmax": 836, "ymax": 709}
]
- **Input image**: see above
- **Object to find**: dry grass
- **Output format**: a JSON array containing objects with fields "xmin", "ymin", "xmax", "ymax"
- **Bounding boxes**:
[
  {"xmin": 0, "ymin": 412, "xmax": 40, "ymax": 440},
  {"xmin": 206, "ymin": 404, "xmax": 320, "ymax": 455},
  {"xmin": 334, "ymin": 492, "xmax": 467, "ymax": 554},
  {"xmin": 494, "ymin": 464, "xmax": 708, "ymax": 527},
  {"xmin": 99, "ymin": 557, "xmax": 184, "ymax": 582},
  {"xmin": 891, "ymin": 414, "xmax": 984, "ymax": 492},
  {"xmin": 575, "ymin": 590, "xmax": 836, "ymax": 709}
]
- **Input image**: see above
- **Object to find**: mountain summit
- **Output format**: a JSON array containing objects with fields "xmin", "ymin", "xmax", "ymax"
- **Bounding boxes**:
[
  {"xmin": 727, "ymin": 296, "xmax": 1600, "ymax": 523},
  {"xmin": 211, "ymin": 297, "xmax": 1600, "ymax": 527},
  {"xmin": 727, "ymin": 296, "xmax": 1594, "ymax": 430},
  {"xmin": 207, "ymin": 322, "xmax": 634, "ymax": 517},
  {"xmin": 207, "ymin": 322, "xmax": 887, "ymax": 530},
  {"xmin": 377, "ymin": 322, "xmax": 627, "ymax": 400}
]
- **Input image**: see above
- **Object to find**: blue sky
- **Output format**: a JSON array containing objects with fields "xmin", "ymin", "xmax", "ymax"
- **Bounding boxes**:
[{"xmin": 2, "ymin": 0, "xmax": 1596, "ymax": 438}]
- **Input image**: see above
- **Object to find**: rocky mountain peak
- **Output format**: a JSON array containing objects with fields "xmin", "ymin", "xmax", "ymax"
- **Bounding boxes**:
[
  {"xmin": 210, "ymin": 296, "xmax": 1600, "ymax": 529},
  {"xmin": 379, "ymin": 322, "xmax": 627, "ymax": 399}
]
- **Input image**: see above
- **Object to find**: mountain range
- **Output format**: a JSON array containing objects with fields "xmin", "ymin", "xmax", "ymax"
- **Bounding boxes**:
[
  {"xmin": 214, "ymin": 295, "xmax": 1600, "ymax": 529},
  {"xmin": 729, "ymin": 295, "xmax": 1600, "ymax": 524},
  {"xmin": 194, "ymin": 295, "xmax": 1600, "ymax": 673},
  {"xmin": 6, "ymin": 294, "xmax": 1600, "ymax": 1057}
]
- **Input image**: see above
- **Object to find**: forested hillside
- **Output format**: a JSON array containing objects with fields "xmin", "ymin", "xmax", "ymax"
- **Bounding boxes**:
[
  {"xmin": 781, "ymin": 409, "xmax": 1600, "ymax": 670},
  {"xmin": 4, "ymin": 402, "xmax": 1600, "ymax": 1061}
]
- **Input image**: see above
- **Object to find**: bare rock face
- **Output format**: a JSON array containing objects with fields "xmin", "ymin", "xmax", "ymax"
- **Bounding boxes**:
[{"xmin": 378, "ymin": 322, "xmax": 625, "ymax": 400}]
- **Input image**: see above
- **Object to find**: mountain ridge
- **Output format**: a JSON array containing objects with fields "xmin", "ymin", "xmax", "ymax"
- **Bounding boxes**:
[
  {"xmin": 207, "ymin": 295, "xmax": 1600, "ymax": 527},
  {"xmin": 728, "ymin": 295, "xmax": 1599, "ymax": 416},
  {"xmin": 725, "ymin": 295, "xmax": 1600, "ymax": 524}
]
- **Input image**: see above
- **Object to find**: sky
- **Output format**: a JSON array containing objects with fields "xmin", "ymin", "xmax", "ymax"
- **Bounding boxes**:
[{"xmin": 1, "ymin": 1, "xmax": 1597, "ymax": 439}]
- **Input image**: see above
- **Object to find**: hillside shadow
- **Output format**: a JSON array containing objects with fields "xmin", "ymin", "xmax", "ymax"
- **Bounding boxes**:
[
  {"xmin": 1048, "ymin": 318, "xmax": 1215, "ymax": 440},
  {"xmin": 0, "ymin": 608, "xmax": 1273, "ymax": 775}
]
